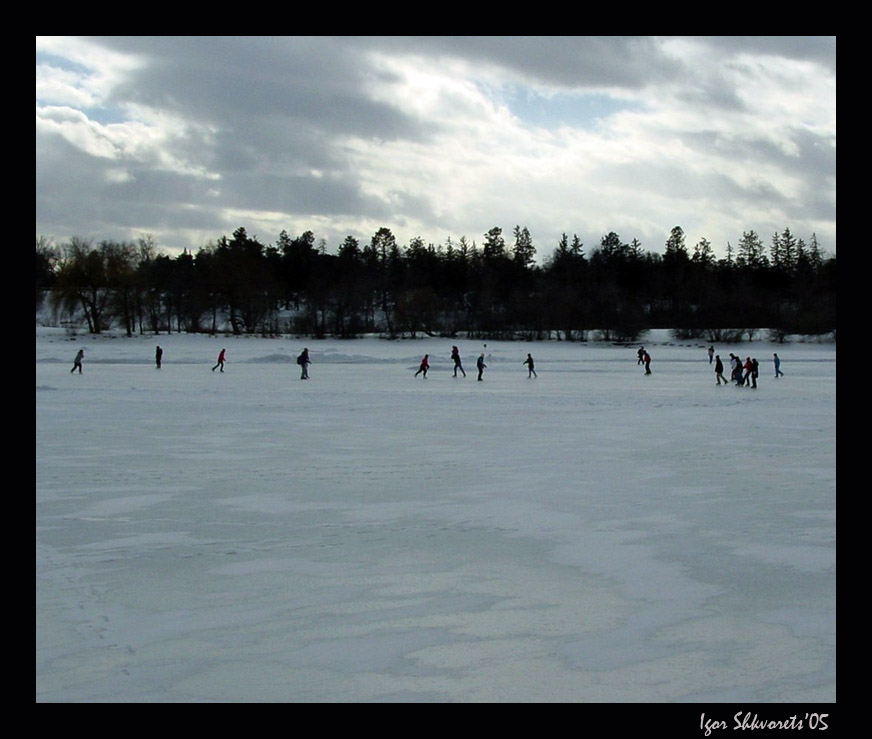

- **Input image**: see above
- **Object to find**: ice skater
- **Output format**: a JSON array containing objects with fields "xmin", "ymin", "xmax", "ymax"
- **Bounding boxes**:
[
  {"xmin": 643, "ymin": 350, "xmax": 652, "ymax": 375},
  {"xmin": 750, "ymin": 358, "xmax": 759, "ymax": 389},
  {"xmin": 297, "ymin": 348, "xmax": 311, "ymax": 379},
  {"xmin": 707, "ymin": 346, "xmax": 714, "ymax": 364},
  {"xmin": 70, "ymin": 348, "xmax": 84, "ymax": 374},
  {"xmin": 637, "ymin": 346, "xmax": 646, "ymax": 365},
  {"xmin": 773, "ymin": 353, "xmax": 784, "ymax": 378},
  {"xmin": 729, "ymin": 354, "xmax": 742, "ymax": 385},
  {"xmin": 155, "ymin": 345, "xmax": 163, "ymax": 369},
  {"xmin": 714, "ymin": 355, "xmax": 727, "ymax": 385},
  {"xmin": 523, "ymin": 353, "xmax": 537, "ymax": 378},
  {"xmin": 212, "ymin": 348, "xmax": 226, "ymax": 372},
  {"xmin": 477, "ymin": 353, "xmax": 487, "ymax": 381},
  {"xmin": 742, "ymin": 357, "xmax": 754, "ymax": 387},
  {"xmin": 451, "ymin": 346, "xmax": 466, "ymax": 377},
  {"xmin": 414, "ymin": 354, "xmax": 430, "ymax": 378}
]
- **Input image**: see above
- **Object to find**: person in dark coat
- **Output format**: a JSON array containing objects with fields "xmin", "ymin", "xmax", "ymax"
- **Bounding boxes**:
[
  {"xmin": 155, "ymin": 345, "xmax": 163, "ymax": 369},
  {"xmin": 523, "ymin": 353, "xmax": 537, "ymax": 378},
  {"xmin": 451, "ymin": 346, "xmax": 466, "ymax": 378},
  {"xmin": 71, "ymin": 348, "xmax": 84, "ymax": 374},
  {"xmin": 477, "ymin": 353, "xmax": 487, "ymax": 381},
  {"xmin": 714, "ymin": 355, "xmax": 727, "ymax": 385},
  {"xmin": 297, "ymin": 348, "xmax": 311, "ymax": 379}
]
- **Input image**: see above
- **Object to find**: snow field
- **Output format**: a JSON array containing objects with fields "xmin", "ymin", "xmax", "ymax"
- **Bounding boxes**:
[{"xmin": 36, "ymin": 330, "xmax": 836, "ymax": 702}]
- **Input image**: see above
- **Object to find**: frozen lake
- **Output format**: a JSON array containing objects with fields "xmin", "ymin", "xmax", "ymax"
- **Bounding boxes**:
[{"xmin": 36, "ymin": 329, "xmax": 836, "ymax": 702}]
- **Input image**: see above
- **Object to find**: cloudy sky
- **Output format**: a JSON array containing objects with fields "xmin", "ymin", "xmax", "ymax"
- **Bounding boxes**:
[{"xmin": 36, "ymin": 36, "xmax": 836, "ymax": 261}]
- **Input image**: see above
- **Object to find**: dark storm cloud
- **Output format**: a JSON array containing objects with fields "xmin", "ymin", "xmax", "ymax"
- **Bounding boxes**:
[
  {"xmin": 701, "ymin": 36, "xmax": 836, "ymax": 72},
  {"xmin": 63, "ymin": 36, "xmax": 447, "ymax": 240},
  {"xmin": 92, "ymin": 36, "xmax": 427, "ymax": 141},
  {"xmin": 364, "ymin": 36, "xmax": 682, "ymax": 90}
]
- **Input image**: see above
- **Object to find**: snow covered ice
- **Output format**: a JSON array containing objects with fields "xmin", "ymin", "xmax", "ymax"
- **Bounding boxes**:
[{"xmin": 35, "ymin": 329, "xmax": 836, "ymax": 702}]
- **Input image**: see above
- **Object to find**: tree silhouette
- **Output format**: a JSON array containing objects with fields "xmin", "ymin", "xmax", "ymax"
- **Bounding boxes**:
[{"xmin": 39, "ymin": 222, "xmax": 836, "ymax": 342}]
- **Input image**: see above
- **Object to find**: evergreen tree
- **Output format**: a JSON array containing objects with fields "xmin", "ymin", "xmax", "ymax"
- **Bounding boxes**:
[
  {"xmin": 692, "ymin": 237, "xmax": 715, "ymax": 266},
  {"xmin": 512, "ymin": 225, "xmax": 536, "ymax": 267},
  {"xmin": 543, "ymin": 233, "xmax": 588, "ymax": 341},
  {"xmin": 770, "ymin": 227, "xmax": 798, "ymax": 272},
  {"xmin": 369, "ymin": 227, "xmax": 401, "ymax": 337},
  {"xmin": 663, "ymin": 226, "xmax": 689, "ymax": 264},
  {"xmin": 736, "ymin": 230, "xmax": 768, "ymax": 269},
  {"xmin": 482, "ymin": 227, "xmax": 506, "ymax": 261}
]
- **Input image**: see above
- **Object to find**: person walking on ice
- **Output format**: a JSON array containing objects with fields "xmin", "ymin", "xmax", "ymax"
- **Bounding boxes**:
[
  {"xmin": 714, "ymin": 355, "xmax": 727, "ymax": 385},
  {"xmin": 523, "ymin": 353, "xmax": 537, "ymax": 378},
  {"xmin": 70, "ymin": 348, "xmax": 84, "ymax": 374},
  {"xmin": 742, "ymin": 357, "xmax": 754, "ymax": 387},
  {"xmin": 451, "ymin": 346, "xmax": 466, "ymax": 378},
  {"xmin": 643, "ymin": 350, "xmax": 652, "ymax": 375},
  {"xmin": 477, "ymin": 353, "xmax": 487, "ymax": 381},
  {"xmin": 297, "ymin": 348, "xmax": 311, "ymax": 379},
  {"xmin": 773, "ymin": 353, "xmax": 784, "ymax": 378},
  {"xmin": 212, "ymin": 348, "xmax": 226, "ymax": 372},
  {"xmin": 729, "ymin": 354, "xmax": 742, "ymax": 385},
  {"xmin": 414, "ymin": 354, "xmax": 430, "ymax": 378},
  {"xmin": 155, "ymin": 345, "xmax": 163, "ymax": 369}
]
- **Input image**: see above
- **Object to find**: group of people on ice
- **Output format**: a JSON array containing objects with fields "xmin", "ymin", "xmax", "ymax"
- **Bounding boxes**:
[
  {"xmin": 711, "ymin": 351, "xmax": 783, "ymax": 387},
  {"xmin": 714, "ymin": 353, "xmax": 760, "ymax": 387},
  {"xmin": 215, "ymin": 347, "xmax": 310, "ymax": 379},
  {"xmin": 636, "ymin": 346, "xmax": 652, "ymax": 374},
  {"xmin": 414, "ymin": 347, "xmax": 537, "ymax": 381},
  {"xmin": 69, "ymin": 343, "xmax": 785, "ymax": 388}
]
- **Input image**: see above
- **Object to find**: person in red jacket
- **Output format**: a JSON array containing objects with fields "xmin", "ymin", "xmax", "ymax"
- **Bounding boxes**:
[
  {"xmin": 212, "ymin": 348, "xmax": 226, "ymax": 372},
  {"xmin": 742, "ymin": 357, "xmax": 754, "ymax": 387},
  {"xmin": 414, "ymin": 354, "xmax": 430, "ymax": 378}
]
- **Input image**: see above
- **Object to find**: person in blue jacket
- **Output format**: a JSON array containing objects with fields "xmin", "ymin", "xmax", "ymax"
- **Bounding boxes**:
[
  {"xmin": 773, "ymin": 353, "xmax": 784, "ymax": 378},
  {"xmin": 476, "ymin": 353, "xmax": 487, "ymax": 381}
]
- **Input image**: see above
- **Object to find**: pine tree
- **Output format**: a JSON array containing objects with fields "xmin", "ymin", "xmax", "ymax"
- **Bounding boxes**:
[
  {"xmin": 482, "ymin": 226, "xmax": 506, "ymax": 261},
  {"xmin": 736, "ymin": 230, "xmax": 767, "ymax": 268},
  {"xmin": 512, "ymin": 225, "xmax": 536, "ymax": 267}
]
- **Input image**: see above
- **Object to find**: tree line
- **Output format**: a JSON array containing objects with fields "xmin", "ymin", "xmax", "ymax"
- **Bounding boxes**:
[{"xmin": 36, "ymin": 224, "xmax": 836, "ymax": 343}]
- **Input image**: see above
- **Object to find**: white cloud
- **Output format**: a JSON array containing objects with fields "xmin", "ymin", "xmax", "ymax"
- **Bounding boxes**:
[
  {"xmin": 35, "ymin": 36, "xmax": 836, "ymax": 258},
  {"xmin": 36, "ymin": 105, "xmax": 122, "ymax": 159},
  {"xmin": 36, "ymin": 36, "xmax": 143, "ymax": 110}
]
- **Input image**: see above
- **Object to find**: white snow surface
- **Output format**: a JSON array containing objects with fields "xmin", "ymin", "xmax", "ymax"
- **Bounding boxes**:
[{"xmin": 36, "ymin": 329, "xmax": 836, "ymax": 703}]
